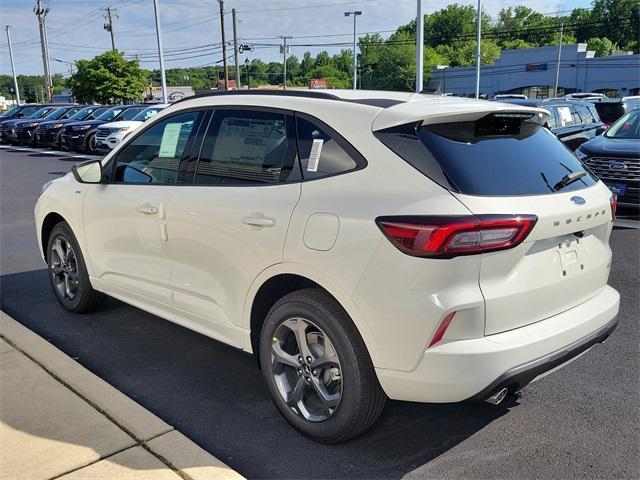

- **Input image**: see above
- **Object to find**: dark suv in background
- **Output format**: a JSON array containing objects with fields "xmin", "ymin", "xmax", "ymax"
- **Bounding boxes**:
[
  {"xmin": 60, "ymin": 105, "xmax": 145, "ymax": 154},
  {"xmin": 589, "ymin": 97, "xmax": 640, "ymax": 127},
  {"xmin": 494, "ymin": 98, "xmax": 604, "ymax": 151},
  {"xmin": 15, "ymin": 105, "xmax": 82, "ymax": 146},
  {"xmin": 35, "ymin": 105, "xmax": 107, "ymax": 149},
  {"xmin": 0, "ymin": 105, "xmax": 69, "ymax": 144},
  {"xmin": 577, "ymin": 108, "xmax": 640, "ymax": 208}
]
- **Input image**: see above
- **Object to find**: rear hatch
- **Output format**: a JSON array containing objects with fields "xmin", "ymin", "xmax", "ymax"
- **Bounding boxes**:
[{"xmin": 375, "ymin": 107, "xmax": 614, "ymax": 335}]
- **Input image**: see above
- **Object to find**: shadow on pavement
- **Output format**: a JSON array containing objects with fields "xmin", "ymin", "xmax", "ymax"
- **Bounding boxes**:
[{"xmin": 0, "ymin": 268, "xmax": 510, "ymax": 479}]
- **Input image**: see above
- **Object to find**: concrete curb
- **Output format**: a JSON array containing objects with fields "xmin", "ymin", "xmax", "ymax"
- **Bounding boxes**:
[{"xmin": 0, "ymin": 311, "xmax": 244, "ymax": 480}]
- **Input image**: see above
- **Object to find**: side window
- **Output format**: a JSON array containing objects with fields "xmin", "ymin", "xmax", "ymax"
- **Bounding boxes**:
[
  {"xmin": 570, "ymin": 107, "xmax": 582, "ymax": 126},
  {"xmin": 119, "ymin": 108, "xmax": 142, "ymax": 121},
  {"xmin": 296, "ymin": 116, "xmax": 361, "ymax": 179},
  {"xmin": 575, "ymin": 104, "xmax": 594, "ymax": 124},
  {"xmin": 545, "ymin": 108, "xmax": 558, "ymax": 129},
  {"xmin": 195, "ymin": 109, "xmax": 298, "ymax": 185},
  {"xmin": 113, "ymin": 111, "xmax": 203, "ymax": 184}
]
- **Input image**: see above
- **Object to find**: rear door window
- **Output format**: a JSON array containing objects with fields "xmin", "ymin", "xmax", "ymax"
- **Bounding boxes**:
[
  {"xmin": 195, "ymin": 109, "xmax": 298, "ymax": 185},
  {"xmin": 375, "ymin": 114, "xmax": 597, "ymax": 196},
  {"xmin": 575, "ymin": 104, "xmax": 595, "ymax": 124}
]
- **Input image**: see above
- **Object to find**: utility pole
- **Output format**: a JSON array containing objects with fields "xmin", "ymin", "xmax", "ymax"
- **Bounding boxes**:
[
  {"xmin": 102, "ymin": 7, "xmax": 118, "ymax": 52},
  {"xmin": 344, "ymin": 11, "xmax": 362, "ymax": 91},
  {"xmin": 218, "ymin": 1, "xmax": 229, "ymax": 90},
  {"xmin": 34, "ymin": 0, "xmax": 52, "ymax": 101},
  {"xmin": 553, "ymin": 22, "xmax": 564, "ymax": 98},
  {"xmin": 5, "ymin": 26, "xmax": 21, "ymax": 105},
  {"xmin": 475, "ymin": 0, "xmax": 482, "ymax": 99},
  {"xmin": 245, "ymin": 58, "xmax": 250, "ymax": 89},
  {"xmin": 415, "ymin": 0, "xmax": 424, "ymax": 93},
  {"xmin": 152, "ymin": 0, "xmax": 167, "ymax": 103},
  {"xmin": 232, "ymin": 8, "xmax": 240, "ymax": 89},
  {"xmin": 279, "ymin": 35, "xmax": 292, "ymax": 90}
]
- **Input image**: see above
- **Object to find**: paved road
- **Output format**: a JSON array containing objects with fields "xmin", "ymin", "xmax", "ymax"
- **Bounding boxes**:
[{"xmin": 1, "ymin": 146, "xmax": 639, "ymax": 479}]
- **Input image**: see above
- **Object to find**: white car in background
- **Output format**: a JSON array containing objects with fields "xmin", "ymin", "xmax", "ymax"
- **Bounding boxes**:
[{"xmin": 96, "ymin": 104, "xmax": 169, "ymax": 152}]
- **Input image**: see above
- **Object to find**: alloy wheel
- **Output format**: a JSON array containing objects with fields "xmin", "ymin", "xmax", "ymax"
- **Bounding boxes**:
[
  {"xmin": 271, "ymin": 317, "xmax": 342, "ymax": 422},
  {"xmin": 50, "ymin": 236, "xmax": 79, "ymax": 301}
]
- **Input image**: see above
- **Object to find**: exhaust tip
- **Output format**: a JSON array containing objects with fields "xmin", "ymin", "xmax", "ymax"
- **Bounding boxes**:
[{"xmin": 485, "ymin": 387, "xmax": 508, "ymax": 405}]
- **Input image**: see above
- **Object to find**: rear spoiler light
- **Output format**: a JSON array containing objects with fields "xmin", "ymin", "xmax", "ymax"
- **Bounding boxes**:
[{"xmin": 376, "ymin": 215, "xmax": 537, "ymax": 258}]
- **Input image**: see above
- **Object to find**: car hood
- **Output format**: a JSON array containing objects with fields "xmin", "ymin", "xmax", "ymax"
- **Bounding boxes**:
[
  {"xmin": 580, "ymin": 135, "xmax": 640, "ymax": 159},
  {"xmin": 98, "ymin": 120, "xmax": 143, "ymax": 129},
  {"xmin": 15, "ymin": 117, "xmax": 52, "ymax": 126},
  {"xmin": 39, "ymin": 118, "xmax": 84, "ymax": 127}
]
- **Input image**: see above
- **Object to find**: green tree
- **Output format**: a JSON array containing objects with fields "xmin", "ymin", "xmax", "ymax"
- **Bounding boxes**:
[
  {"xmin": 590, "ymin": 0, "xmax": 640, "ymax": 51},
  {"xmin": 69, "ymin": 51, "xmax": 147, "ymax": 103},
  {"xmin": 587, "ymin": 36, "xmax": 619, "ymax": 56}
]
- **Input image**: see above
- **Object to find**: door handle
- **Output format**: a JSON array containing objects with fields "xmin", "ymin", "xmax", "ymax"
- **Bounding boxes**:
[
  {"xmin": 242, "ymin": 216, "xmax": 276, "ymax": 227},
  {"xmin": 136, "ymin": 204, "xmax": 158, "ymax": 215}
]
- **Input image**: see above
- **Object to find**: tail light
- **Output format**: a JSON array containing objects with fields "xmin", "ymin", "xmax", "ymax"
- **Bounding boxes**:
[
  {"xmin": 610, "ymin": 194, "xmax": 617, "ymax": 221},
  {"xmin": 376, "ymin": 215, "xmax": 537, "ymax": 258}
]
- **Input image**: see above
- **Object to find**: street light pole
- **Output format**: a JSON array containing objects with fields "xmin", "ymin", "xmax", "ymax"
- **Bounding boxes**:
[
  {"xmin": 344, "ymin": 11, "xmax": 362, "ymax": 90},
  {"xmin": 415, "ymin": 0, "xmax": 424, "ymax": 93},
  {"xmin": 5, "ymin": 26, "xmax": 21, "ymax": 105},
  {"xmin": 553, "ymin": 22, "xmax": 564, "ymax": 98},
  {"xmin": 475, "ymin": 0, "xmax": 482, "ymax": 99},
  {"xmin": 152, "ymin": 0, "xmax": 167, "ymax": 103}
]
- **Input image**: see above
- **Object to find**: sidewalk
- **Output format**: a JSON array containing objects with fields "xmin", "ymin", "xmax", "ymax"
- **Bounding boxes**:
[{"xmin": 0, "ymin": 311, "xmax": 244, "ymax": 480}]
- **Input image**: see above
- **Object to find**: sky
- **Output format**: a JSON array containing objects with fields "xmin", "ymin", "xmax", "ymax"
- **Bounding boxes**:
[{"xmin": 1, "ymin": 0, "xmax": 593, "ymax": 77}]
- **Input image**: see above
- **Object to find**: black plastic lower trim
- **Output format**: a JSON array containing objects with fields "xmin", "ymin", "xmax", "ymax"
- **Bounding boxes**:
[{"xmin": 467, "ymin": 316, "xmax": 619, "ymax": 402}]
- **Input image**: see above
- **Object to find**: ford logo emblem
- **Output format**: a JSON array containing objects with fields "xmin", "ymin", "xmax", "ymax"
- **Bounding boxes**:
[
  {"xmin": 570, "ymin": 196, "xmax": 586, "ymax": 205},
  {"xmin": 609, "ymin": 162, "xmax": 627, "ymax": 170}
]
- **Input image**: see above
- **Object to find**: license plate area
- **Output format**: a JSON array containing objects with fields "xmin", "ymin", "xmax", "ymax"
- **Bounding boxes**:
[{"xmin": 557, "ymin": 237, "xmax": 585, "ymax": 277}]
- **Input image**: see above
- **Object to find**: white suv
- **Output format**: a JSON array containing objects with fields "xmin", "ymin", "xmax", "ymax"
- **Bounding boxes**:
[
  {"xmin": 35, "ymin": 90, "xmax": 620, "ymax": 443},
  {"xmin": 96, "ymin": 104, "xmax": 169, "ymax": 152}
]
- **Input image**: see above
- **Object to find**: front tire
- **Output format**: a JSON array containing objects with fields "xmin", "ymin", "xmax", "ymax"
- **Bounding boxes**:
[
  {"xmin": 85, "ymin": 132, "xmax": 97, "ymax": 154},
  {"xmin": 46, "ymin": 222, "xmax": 104, "ymax": 313},
  {"xmin": 259, "ymin": 288, "xmax": 386, "ymax": 443}
]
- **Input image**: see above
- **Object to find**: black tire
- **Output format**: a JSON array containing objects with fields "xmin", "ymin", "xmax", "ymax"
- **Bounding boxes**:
[
  {"xmin": 259, "ymin": 288, "xmax": 386, "ymax": 444},
  {"xmin": 85, "ymin": 132, "xmax": 97, "ymax": 154},
  {"xmin": 46, "ymin": 222, "xmax": 104, "ymax": 313}
]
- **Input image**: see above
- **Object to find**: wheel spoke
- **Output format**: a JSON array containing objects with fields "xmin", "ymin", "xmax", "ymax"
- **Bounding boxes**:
[
  {"xmin": 287, "ymin": 377, "xmax": 306, "ymax": 407},
  {"xmin": 271, "ymin": 342, "xmax": 299, "ymax": 368},
  {"xmin": 309, "ymin": 376, "xmax": 340, "ymax": 408},
  {"xmin": 52, "ymin": 238, "xmax": 65, "ymax": 262},
  {"xmin": 310, "ymin": 351, "xmax": 339, "ymax": 369},
  {"xmin": 51, "ymin": 264, "xmax": 64, "ymax": 275},
  {"xmin": 64, "ymin": 274, "xmax": 73, "ymax": 299},
  {"xmin": 285, "ymin": 318, "xmax": 314, "ymax": 361}
]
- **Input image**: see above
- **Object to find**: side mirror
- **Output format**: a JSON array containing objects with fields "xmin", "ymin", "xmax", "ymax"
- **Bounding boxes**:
[{"xmin": 71, "ymin": 159, "xmax": 103, "ymax": 184}]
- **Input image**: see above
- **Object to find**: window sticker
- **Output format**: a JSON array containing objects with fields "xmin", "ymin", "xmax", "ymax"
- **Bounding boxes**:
[
  {"xmin": 158, "ymin": 122, "xmax": 183, "ymax": 158},
  {"xmin": 307, "ymin": 138, "xmax": 324, "ymax": 172},
  {"xmin": 557, "ymin": 106, "xmax": 572, "ymax": 126}
]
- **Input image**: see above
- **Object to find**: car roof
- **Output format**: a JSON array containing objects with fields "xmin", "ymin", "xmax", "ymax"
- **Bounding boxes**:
[{"xmin": 168, "ymin": 89, "xmax": 546, "ymax": 131}]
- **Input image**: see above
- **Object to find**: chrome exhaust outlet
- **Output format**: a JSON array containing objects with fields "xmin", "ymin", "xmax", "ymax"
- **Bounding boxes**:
[{"xmin": 485, "ymin": 387, "xmax": 508, "ymax": 405}]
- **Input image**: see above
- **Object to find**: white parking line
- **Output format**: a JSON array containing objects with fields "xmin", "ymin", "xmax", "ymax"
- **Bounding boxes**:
[{"xmin": 0, "ymin": 144, "xmax": 102, "ymax": 161}]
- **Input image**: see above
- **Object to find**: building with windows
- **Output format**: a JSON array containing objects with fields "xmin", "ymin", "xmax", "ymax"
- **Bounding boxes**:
[{"xmin": 428, "ymin": 43, "xmax": 640, "ymax": 99}]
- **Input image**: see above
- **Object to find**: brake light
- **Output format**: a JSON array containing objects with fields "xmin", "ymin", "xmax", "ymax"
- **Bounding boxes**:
[
  {"xmin": 610, "ymin": 194, "xmax": 617, "ymax": 221},
  {"xmin": 377, "ymin": 215, "xmax": 537, "ymax": 258}
]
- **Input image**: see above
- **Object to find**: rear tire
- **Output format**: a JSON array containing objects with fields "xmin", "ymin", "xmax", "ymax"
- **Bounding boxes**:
[
  {"xmin": 46, "ymin": 222, "xmax": 104, "ymax": 313},
  {"xmin": 85, "ymin": 132, "xmax": 97, "ymax": 154},
  {"xmin": 259, "ymin": 288, "xmax": 386, "ymax": 444}
]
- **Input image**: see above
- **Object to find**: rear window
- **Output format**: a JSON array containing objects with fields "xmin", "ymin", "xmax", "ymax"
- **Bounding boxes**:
[
  {"xmin": 593, "ymin": 102, "xmax": 625, "ymax": 123},
  {"xmin": 375, "ymin": 115, "xmax": 597, "ymax": 196}
]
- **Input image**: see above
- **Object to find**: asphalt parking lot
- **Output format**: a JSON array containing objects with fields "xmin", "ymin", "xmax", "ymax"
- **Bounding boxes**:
[{"xmin": 1, "ymin": 145, "xmax": 639, "ymax": 479}]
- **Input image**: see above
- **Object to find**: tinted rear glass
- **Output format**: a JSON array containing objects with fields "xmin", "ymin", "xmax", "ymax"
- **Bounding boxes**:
[
  {"xmin": 593, "ymin": 102, "xmax": 625, "ymax": 123},
  {"xmin": 376, "ymin": 118, "xmax": 597, "ymax": 196}
]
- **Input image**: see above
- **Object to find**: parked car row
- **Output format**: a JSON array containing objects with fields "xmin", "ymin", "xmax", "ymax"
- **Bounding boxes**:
[{"xmin": 0, "ymin": 103, "xmax": 167, "ymax": 154}]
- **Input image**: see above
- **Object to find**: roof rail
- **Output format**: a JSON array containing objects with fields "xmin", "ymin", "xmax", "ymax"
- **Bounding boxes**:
[{"xmin": 172, "ymin": 89, "xmax": 342, "ymax": 105}]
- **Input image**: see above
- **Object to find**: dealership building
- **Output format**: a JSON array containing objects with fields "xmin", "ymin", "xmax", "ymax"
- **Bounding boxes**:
[{"xmin": 428, "ymin": 43, "xmax": 640, "ymax": 99}]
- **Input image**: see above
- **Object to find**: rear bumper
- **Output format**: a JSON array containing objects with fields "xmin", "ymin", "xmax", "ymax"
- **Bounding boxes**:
[{"xmin": 376, "ymin": 285, "xmax": 620, "ymax": 403}]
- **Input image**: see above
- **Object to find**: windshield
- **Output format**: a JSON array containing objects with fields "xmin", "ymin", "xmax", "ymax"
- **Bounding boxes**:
[
  {"xmin": 2, "ymin": 106, "xmax": 20, "ymax": 117},
  {"xmin": 46, "ymin": 108, "xmax": 71, "ymax": 120},
  {"xmin": 132, "ymin": 107, "xmax": 162, "ymax": 122},
  {"xmin": 605, "ymin": 109, "xmax": 640, "ymax": 139},
  {"xmin": 96, "ymin": 106, "xmax": 125, "ymax": 121},
  {"xmin": 29, "ymin": 107, "xmax": 54, "ymax": 119}
]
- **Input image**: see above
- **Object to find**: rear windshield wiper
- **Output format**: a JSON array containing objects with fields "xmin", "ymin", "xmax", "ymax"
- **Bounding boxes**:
[{"xmin": 553, "ymin": 171, "xmax": 587, "ymax": 191}]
